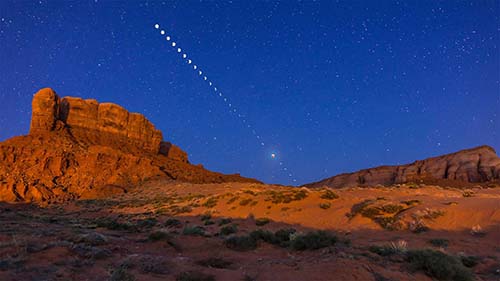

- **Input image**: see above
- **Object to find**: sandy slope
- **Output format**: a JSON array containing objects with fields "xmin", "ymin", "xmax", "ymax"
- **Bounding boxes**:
[{"xmin": 0, "ymin": 181, "xmax": 498, "ymax": 281}]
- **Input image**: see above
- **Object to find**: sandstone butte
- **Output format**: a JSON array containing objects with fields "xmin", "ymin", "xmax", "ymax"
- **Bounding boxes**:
[
  {"xmin": 0, "ymin": 88, "xmax": 259, "ymax": 203},
  {"xmin": 305, "ymin": 145, "xmax": 500, "ymax": 189}
]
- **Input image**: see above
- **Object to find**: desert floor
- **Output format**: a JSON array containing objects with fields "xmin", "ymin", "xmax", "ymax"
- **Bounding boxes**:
[{"xmin": 0, "ymin": 181, "xmax": 499, "ymax": 281}]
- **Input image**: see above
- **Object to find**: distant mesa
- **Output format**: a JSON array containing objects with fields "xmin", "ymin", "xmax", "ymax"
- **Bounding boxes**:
[
  {"xmin": 0, "ymin": 88, "xmax": 258, "ymax": 203},
  {"xmin": 305, "ymin": 145, "xmax": 500, "ymax": 188}
]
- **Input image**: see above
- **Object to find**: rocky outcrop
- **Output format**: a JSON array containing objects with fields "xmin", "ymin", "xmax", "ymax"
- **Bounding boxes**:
[
  {"xmin": 0, "ymin": 88, "xmax": 258, "ymax": 203},
  {"xmin": 305, "ymin": 146, "xmax": 500, "ymax": 188},
  {"xmin": 30, "ymin": 88, "xmax": 164, "ymax": 154}
]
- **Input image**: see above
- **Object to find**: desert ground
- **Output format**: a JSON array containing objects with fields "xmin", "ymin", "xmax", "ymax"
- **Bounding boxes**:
[{"xmin": 1, "ymin": 180, "xmax": 498, "ymax": 281}]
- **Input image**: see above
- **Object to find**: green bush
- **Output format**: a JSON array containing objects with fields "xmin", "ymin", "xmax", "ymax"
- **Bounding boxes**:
[
  {"xmin": 218, "ymin": 218, "xmax": 232, "ymax": 226},
  {"xmin": 406, "ymin": 249, "xmax": 473, "ymax": 281},
  {"xmin": 220, "ymin": 224, "xmax": 238, "ymax": 235},
  {"xmin": 460, "ymin": 255, "xmax": 479, "ymax": 268},
  {"xmin": 182, "ymin": 226, "xmax": 205, "ymax": 236},
  {"xmin": 224, "ymin": 236, "xmax": 257, "ymax": 251},
  {"xmin": 290, "ymin": 231, "xmax": 337, "ymax": 251},
  {"xmin": 249, "ymin": 229, "xmax": 276, "ymax": 244}
]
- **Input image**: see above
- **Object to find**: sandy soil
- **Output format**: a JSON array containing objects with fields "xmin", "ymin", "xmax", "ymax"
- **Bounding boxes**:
[{"xmin": 0, "ymin": 180, "xmax": 499, "ymax": 281}]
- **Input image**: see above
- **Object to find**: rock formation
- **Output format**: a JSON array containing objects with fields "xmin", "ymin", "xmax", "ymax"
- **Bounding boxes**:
[
  {"xmin": 305, "ymin": 146, "xmax": 500, "ymax": 188},
  {"xmin": 0, "ymin": 88, "xmax": 258, "ymax": 203}
]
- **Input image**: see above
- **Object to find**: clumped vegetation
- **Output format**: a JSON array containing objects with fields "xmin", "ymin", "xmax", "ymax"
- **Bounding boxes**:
[
  {"xmin": 319, "ymin": 203, "xmax": 331, "ymax": 209},
  {"xmin": 320, "ymin": 189, "xmax": 339, "ymax": 200},
  {"xmin": 202, "ymin": 197, "xmax": 218, "ymax": 208},
  {"xmin": 96, "ymin": 218, "xmax": 138, "ymax": 232},
  {"xmin": 219, "ymin": 224, "xmax": 238, "ymax": 236},
  {"xmin": 289, "ymin": 231, "xmax": 337, "ymax": 251},
  {"xmin": 264, "ymin": 189, "xmax": 308, "ymax": 204},
  {"xmin": 148, "ymin": 231, "xmax": 172, "ymax": 242},
  {"xmin": 225, "ymin": 228, "xmax": 337, "ymax": 252},
  {"xmin": 239, "ymin": 198, "xmax": 253, "ymax": 206},
  {"xmin": 182, "ymin": 226, "xmax": 205, "ymax": 236},
  {"xmin": 406, "ymin": 249, "xmax": 473, "ymax": 281}
]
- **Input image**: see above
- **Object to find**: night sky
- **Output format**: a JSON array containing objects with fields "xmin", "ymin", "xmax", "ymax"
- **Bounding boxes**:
[{"xmin": 0, "ymin": 1, "xmax": 498, "ymax": 185}]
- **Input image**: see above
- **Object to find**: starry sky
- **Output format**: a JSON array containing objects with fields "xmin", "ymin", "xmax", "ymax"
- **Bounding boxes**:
[{"xmin": 0, "ymin": 1, "xmax": 498, "ymax": 185}]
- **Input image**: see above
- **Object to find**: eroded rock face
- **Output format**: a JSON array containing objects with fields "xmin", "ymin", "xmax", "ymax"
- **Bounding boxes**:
[
  {"xmin": 305, "ymin": 146, "xmax": 500, "ymax": 188},
  {"xmin": 33, "ymin": 89, "xmax": 164, "ymax": 154},
  {"xmin": 0, "ymin": 88, "xmax": 258, "ymax": 203}
]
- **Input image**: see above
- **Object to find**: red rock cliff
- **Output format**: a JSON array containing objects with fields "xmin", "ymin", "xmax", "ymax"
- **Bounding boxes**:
[
  {"xmin": 305, "ymin": 146, "xmax": 500, "ymax": 188},
  {"xmin": 0, "ymin": 88, "xmax": 258, "ymax": 203}
]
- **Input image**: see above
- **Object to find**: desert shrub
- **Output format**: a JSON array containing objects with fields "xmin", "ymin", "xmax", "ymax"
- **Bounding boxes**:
[
  {"xmin": 380, "ymin": 204, "xmax": 404, "ymax": 214},
  {"xmin": 369, "ymin": 240, "xmax": 407, "ymax": 256},
  {"xmin": 274, "ymin": 228, "xmax": 296, "ymax": 246},
  {"xmin": 369, "ymin": 245, "xmax": 399, "ymax": 257},
  {"xmin": 170, "ymin": 205, "xmax": 193, "ymax": 215},
  {"xmin": 96, "ymin": 218, "xmax": 137, "ymax": 232},
  {"xmin": 202, "ymin": 197, "xmax": 218, "ymax": 208},
  {"xmin": 110, "ymin": 263, "xmax": 135, "ymax": 281},
  {"xmin": 137, "ymin": 218, "xmax": 157, "ymax": 228},
  {"xmin": 290, "ymin": 231, "xmax": 337, "ymax": 251},
  {"xmin": 255, "ymin": 218, "xmax": 270, "ymax": 226},
  {"xmin": 401, "ymin": 199, "xmax": 421, "ymax": 206},
  {"xmin": 462, "ymin": 191, "xmax": 474, "ymax": 198},
  {"xmin": 460, "ymin": 255, "xmax": 479, "ymax": 268},
  {"xmin": 406, "ymin": 249, "xmax": 473, "ymax": 281},
  {"xmin": 226, "ymin": 196, "xmax": 239, "ymax": 204},
  {"xmin": 224, "ymin": 236, "xmax": 257, "ymax": 251},
  {"xmin": 320, "ymin": 189, "xmax": 339, "ymax": 200},
  {"xmin": 243, "ymin": 190, "xmax": 257, "ymax": 196},
  {"xmin": 294, "ymin": 190, "xmax": 308, "ymax": 200},
  {"xmin": 239, "ymin": 198, "xmax": 253, "ymax": 206},
  {"xmin": 196, "ymin": 257, "xmax": 232, "ymax": 269},
  {"xmin": 176, "ymin": 271, "xmax": 215, "ymax": 281},
  {"xmin": 249, "ymin": 229, "xmax": 276, "ymax": 244},
  {"xmin": 182, "ymin": 226, "xmax": 205, "ymax": 236},
  {"xmin": 360, "ymin": 207, "xmax": 382, "ymax": 218},
  {"xmin": 428, "ymin": 238, "xmax": 449, "ymax": 248},
  {"xmin": 375, "ymin": 216, "xmax": 403, "ymax": 231},
  {"xmin": 218, "ymin": 218, "xmax": 232, "ymax": 226},
  {"xmin": 165, "ymin": 218, "xmax": 182, "ymax": 227},
  {"xmin": 203, "ymin": 220, "xmax": 215, "ymax": 225},
  {"xmin": 319, "ymin": 203, "xmax": 331, "ymax": 209},
  {"xmin": 220, "ymin": 224, "xmax": 238, "ymax": 236}
]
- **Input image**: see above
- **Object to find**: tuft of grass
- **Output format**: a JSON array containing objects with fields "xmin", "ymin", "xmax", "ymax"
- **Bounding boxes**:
[
  {"xmin": 182, "ymin": 226, "xmax": 205, "ymax": 236},
  {"xmin": 255, "ymin": 218, "xmax": 270, "ymax": 226},
  {"xmin": 196, "ymin": 257, "xmax": 233, "ymax": 269},
  {"xmin": 219, "ymin": 224, "xmax": 238, "ymax": 236},
  {"xmin": 290, "ymin": 231, "xmax": 337, "ymax": 251},
  {"xmin": 428, "ymin": 238, "xmax": 449, "ymax": 248},
  {"xmin": 320, "ymin": 189, "xmax": 339, "ymax": 200},
  {"xmin": 319, "ymin": 203, "xmax": 331, "ymax": 209},
  {"xmin": 176, "ymin": 271, "xmax": 215, "ymax": 281},
  {"xmin": 406, "ymin": 249, "xmax": 473, "ymax": 281},
  {"xmin": 110, "ymin": 263, "xmax": 135, "ymax": 281},
  {"xmin": 226, "ymin": 196, "xmax": 239, "ymax": 204}
]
